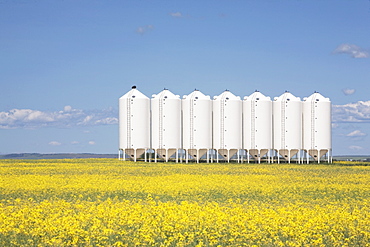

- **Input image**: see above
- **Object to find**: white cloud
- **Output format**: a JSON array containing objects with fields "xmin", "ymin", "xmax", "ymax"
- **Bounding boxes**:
[
  {"xmin": 0, "ymin": 109, "xmax": 55, "ymax": 128},
  {"xmin": 342, "ymin": 88, "xmax": 355, "ymax": 96},
  {"xmin": 346, "ymin": 130, "xmax": 366, "ymax": 137},
  {"xmin": 332, "ymin": 101, "xmax": 370, "ymax": 123},
  {"xmin": 0, "ymin": 106, "xmax": 118, "ymax": 129},
  {"xmin": 71, "ymin": 141, "xmax": 79, "ymax": 144},
  {"xmin": 49, "ymin": 141, "xmax": 61, "ymax": 146},
  {"xmin": 88, "ymin": 141, "xmax": 96, "ymax": 145},
  {"xmin": 349, "ymin": 145, "xmax": 363, "ymax": 150},
  {"xmin": 64, "ymin": 105, "xmax": 72, "ymax": 112},
  {"xmin": 333, "ymin": 44, "xmax": 369, "ymax": 58},
  {"xmin": 136, "ymin": 25, "xmax": 154, "ymax": 34},
  {"xmin": 95, "ymin": 117, "xmax": 118, "ymax": 125},
  {"xmin": 81, "ymin": 115, "xmax": 93, "ymax": 125},
  {"xmin": 137, "ymin": 27, "xmax": 145, "ymax": 34},
  {"xmin": 170, "ymin": 12, "xmax": 183, "ymax": 18}
]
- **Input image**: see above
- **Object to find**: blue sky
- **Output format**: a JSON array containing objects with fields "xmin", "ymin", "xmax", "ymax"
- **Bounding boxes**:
[{"xmin": 1, "ymin": 0, "xmax": 370, "ymax": 155}]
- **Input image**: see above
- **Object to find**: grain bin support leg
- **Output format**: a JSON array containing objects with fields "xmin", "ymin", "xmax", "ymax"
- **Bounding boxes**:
[
  {"xmin": 297, "ymin": 150, "xmax": 300, "ymax": 164},
  {"xmin": 307, "ymin": 151, "xmax": 309, "ymax": 164},
  {"xmin": 258, "ymin": 150, "xmax": 261, "ymax": 164},
  {"xmin": 272, "ymin": 150, "xmax": 274, "ymax": 164},
  {"xmin": 300, "ymin": 150, "xmax": 303, "ymax": 164},
  {"xmin": 318, "ymin": 150, "xmax": 320, "ymax": 164},
  {"xmin": 268, "ymin": 150, "xmax": 271, "ymax": 164}
]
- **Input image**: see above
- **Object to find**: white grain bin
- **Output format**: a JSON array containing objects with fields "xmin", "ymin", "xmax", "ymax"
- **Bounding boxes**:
[
  {"xmin": 213, "ymin": 90, "xmax": 242, "ymax": 162},
  {"xmin": 182, "ymin": 90, "xmax": 212, "ymax": 163},
  {"xmin": 119, "ymin": 86, "xmax": 150, "ymax": 161},
  {"xmin": 303, "ymin": 92, "xmax": 331, "ymax": 163},
  {"xmin": 151, "ymin": 89, "xmax": 181, "ymax": 162},
  {"xmin": 243, "ymin": 91, "xmax": 272, "ymax": 163},
  {"xmin": 273, "ymin": 92, "xmax": 302, "ymax": 163}
]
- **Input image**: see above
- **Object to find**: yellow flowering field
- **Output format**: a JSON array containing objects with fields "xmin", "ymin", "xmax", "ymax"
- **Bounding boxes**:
[{"xmin": 0, "ymin": 159, "xmax": 370, "ymax": 246}]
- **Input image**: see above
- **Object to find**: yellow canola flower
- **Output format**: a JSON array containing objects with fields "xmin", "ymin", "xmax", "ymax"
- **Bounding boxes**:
[{"xmin": 0, "ymin": 159, "xmax": 369, "ymax": 246}]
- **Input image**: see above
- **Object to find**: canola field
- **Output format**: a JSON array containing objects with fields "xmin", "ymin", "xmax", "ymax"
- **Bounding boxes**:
[{"xmin": 0, "ymin": 159, "xmax": 370, "ymax": 246}]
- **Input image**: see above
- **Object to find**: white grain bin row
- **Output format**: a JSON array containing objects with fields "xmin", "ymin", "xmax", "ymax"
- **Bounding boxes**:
[
  {"xmin": 118, "ymin": 87, "xmax": 332, "ymax": 163},
  {"xmin": 182, "ymin": 90, "xmax": 212, "ymax": 163},
  {"xmin": 213, "ymin": 91, "xmax": 242, "ymax": 162},
  {"xmin": 243, "ymin": 91, "xmax": 272, "ymax": 163},
  {"xmin": 273, "ymin": 92, "xmax": 303, "ymax": 163},
  {"xmin": 151, "ymin": 89, "xmax": 182, "ymax": 162},
  {"xmin": 118, "ymin": 86, "xmax": 150, "ymax": 161},
  {"xmin": 302, "ymin": 92, "xmax": 332, "ymax": 163}
]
